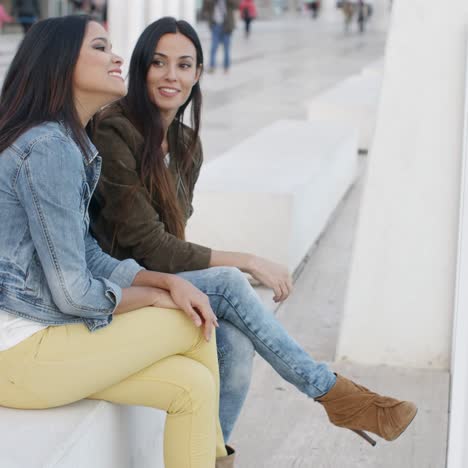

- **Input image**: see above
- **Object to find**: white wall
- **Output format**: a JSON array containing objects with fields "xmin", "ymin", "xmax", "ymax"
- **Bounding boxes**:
[{"xmin": 336, "ymin": 0, "xmax": 468, "ymax": 369}]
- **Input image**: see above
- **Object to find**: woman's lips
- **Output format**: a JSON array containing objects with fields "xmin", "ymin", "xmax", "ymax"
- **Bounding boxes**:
[
  {"xmin": 108, "ymin": 71, "xmax": 124, "ymax": 81},
  {"xmin": 158, "ymin": 87, "xmax": 180, "ymax": 98}
]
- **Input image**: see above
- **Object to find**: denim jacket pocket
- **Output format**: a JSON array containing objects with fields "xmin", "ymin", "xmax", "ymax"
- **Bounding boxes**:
[
  {"xmin": 0, "ymin": 258, "xmax": 26, "ymax": 290},
  {"xmin": 24, "ymin": 251, "xmax": 43, "ymax": 297}
]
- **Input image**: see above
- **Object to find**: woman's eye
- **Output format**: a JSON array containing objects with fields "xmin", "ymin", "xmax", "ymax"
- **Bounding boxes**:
[
  {"xmin": 180, "ymin": 63, "xmax": 192, "ymax": 69},
  {"xmin": 152, "ymin": 60, "xmax": 164, "ymax": 67},
  {"xmin": 94, "ymin": 46, "xmax": 106, "ymax": 51}
]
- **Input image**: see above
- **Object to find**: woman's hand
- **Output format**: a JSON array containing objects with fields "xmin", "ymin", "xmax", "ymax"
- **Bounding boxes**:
[
  {"xmin": 209, "ymin": 251, "xmax": 294, "ymax": 303},
  {"xmin": 165, "ymin": 275, "xmax": 218, "ymax": 341},
  {"xmin": 150, "ymin": 287, "xmax": 179, "ymax": 309},
  {"xmin": 247, "ymin": 256, "xmax": 293, "ymax": 303}
]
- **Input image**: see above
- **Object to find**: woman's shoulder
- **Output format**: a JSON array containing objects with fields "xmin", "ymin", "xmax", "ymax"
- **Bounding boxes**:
[
  {"xmin": 94, "ymin": 103, "xmax": 143, "ymax": 155},
  {"xmin": 11, "ymin": 122, "xmax": 75, "ymax": 158}
]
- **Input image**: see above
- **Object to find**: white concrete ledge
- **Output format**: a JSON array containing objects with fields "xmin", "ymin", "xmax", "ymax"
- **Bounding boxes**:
[
  {"xmin": 187, "ymin": 119, "xmax": 359, "ymax": 273},
  {"xmin": 0, "ymin": 401, "xmax": 165, "ymax": 468},
  {"xmin": 306, "ymin": 69, "xmax": 383, "ymax": 151}
]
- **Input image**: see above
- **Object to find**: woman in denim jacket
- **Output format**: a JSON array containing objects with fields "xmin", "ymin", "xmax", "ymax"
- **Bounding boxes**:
[
  {"xmin": 91, "ymin": 16, "xmax": 418, "ymax": 459},
  {"xmin": 0, "ymin": 15, "xmax": 234, "ymax": 468}
]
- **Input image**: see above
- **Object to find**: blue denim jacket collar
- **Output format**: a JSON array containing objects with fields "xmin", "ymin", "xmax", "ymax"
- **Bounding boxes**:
[{"xmin": 58, "ymin": 121, "xmax": 99, "ymax": 166}]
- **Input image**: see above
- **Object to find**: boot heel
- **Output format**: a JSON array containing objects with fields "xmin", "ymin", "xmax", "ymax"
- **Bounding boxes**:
[{"xmin": 351, "ymin": 429, "xmax": 377, "ymax": 446}]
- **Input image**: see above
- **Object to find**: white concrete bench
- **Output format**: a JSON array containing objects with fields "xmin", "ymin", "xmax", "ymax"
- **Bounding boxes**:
[
  {"xmin": 305, "ymin": 70, "xmax": 383, "ymax": 152},
  {"xmin": 0, "ymin": 401, "xmax": 165, "ymax": 468},
  {"xmin": 186, "ymin": 119, "xmax": 359, "ymax": 273}
]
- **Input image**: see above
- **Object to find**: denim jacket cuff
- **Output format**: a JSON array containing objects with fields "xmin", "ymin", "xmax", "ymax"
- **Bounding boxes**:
[{"xmin": 109, "ymin": 258, "xmax": 145, "ymax": 288}]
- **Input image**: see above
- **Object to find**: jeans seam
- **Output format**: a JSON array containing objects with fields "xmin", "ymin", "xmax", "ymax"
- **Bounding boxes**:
[{"xmin": 205, "ymin": 291, "xmax": 324, "ymax": 394}]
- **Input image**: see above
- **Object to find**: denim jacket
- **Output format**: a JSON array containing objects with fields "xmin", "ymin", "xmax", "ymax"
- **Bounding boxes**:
[{"xmin": 0, "ymin": 122, "xmax": 143, "ymax": 331}]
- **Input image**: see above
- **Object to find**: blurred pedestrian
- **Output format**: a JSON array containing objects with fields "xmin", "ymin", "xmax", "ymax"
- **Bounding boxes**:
[
  {"xmin": 203, "ymin": 0, "xmax": 240, "ymax": 74},
  {"xmin": 356, "ymin": 0, "xmax": 370, "ymax": 33},
  {"xmin": 304, "ymin": 0, "xmax": 320, "ymax": 19},
  {"xmin": 239, "ymin": 0, "xmax": 257, "ymax": 38},
  {"xmin": 0, "ymin": 2, "xmax": 14, "ymax": 32},
  {"xmin": 11, "ymin": 0, "xmax": 40, "ymax": 34},
  {"xmin": 90, "ymin": 0, "xmax": 106, "ymax": 23}
]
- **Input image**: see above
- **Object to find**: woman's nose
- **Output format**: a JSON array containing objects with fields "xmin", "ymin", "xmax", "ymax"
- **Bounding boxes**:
[
  {"xmin": 165, "ymin": 64, "xmax": 177, "ymax": 81},
  {"xmin": 112, "ymin": 53, "xmax": 124, "ymax": 66}
]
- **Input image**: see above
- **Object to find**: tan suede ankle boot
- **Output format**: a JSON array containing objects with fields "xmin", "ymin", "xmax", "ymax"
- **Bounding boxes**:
[
  {"xmin": 317, "ymin": 375, "xmax": 417, "ymax": 445},
  {"xmin": 216, "ymin": 445, "xmax": 235, "ymax": 468}
]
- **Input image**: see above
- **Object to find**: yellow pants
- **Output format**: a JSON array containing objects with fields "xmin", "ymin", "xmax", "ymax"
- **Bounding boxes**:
[{"xmin": 0, "ymin": 307, "xmax": 227, "ymax": 468}]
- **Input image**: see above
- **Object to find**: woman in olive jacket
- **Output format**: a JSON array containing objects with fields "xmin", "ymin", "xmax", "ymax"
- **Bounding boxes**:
[{"xmin": 91, "ymin": 17, "xmax": 417, "ymax": 465}]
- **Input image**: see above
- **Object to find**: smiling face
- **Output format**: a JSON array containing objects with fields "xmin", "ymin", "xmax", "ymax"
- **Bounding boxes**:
[
  {"xmin": 73, "ymin": 21, "xmax": 126, "ymax": 121},
  {"xmin": 146, "ymin": 32, "xmax": 202, "ymax": 122}
]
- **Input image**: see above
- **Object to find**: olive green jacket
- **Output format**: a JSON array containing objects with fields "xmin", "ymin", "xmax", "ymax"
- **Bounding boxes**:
[
  {"xmin": 202, "ymin": 0, "xmax": 241, "ymax": 34},
  {"xmin": 90, "ymin": 105, "xmax": 211, "ymax": 273}
]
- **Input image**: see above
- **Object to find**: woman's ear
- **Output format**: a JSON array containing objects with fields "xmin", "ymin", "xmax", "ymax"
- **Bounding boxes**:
[{"xmin": 194, "ymin": 64, "xmax": 203, "ymax": 85}]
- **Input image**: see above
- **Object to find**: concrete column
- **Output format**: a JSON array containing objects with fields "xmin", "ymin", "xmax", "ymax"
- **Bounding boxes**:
[
  {"xmin": 108, "ymin": 0, "xmax": 128, "ymax": 64},
  {"xmin": 109, "ymin": 0, "xmax": 196, "ymax": 70},
  {"xmin": 336, "ymin": 0, "xmax": 468, "ymax": 369},
  {"xmin": 127, "ymin": 0, "xmax": 146, "ymax": 55},
  {"xmin": 147, "ymin": 0, "xmax": 165, "ymax": 22},
  {"xmin": 180, "ymin": 0, "xmax": 196, "ymax": 24}
]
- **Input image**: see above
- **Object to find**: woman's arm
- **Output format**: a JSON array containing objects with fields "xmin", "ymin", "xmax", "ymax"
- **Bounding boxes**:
[
  {"xmin": 114, "ymin": 282, "xmax": 217, "ymax": 342},
  {"xmin": 187, "ymin": 138, "xmax": 294, "ymax": 302},
  {"xmin": 131, "ymin": 269, "xmax": 218, "ymax": 341},
  {"xmin": 209, "ymin": 250, "xmax": 293, "ymax": 303},
  {"xmin": 95, "ymin": 120, "xmax": 293, "ymax": 302}
]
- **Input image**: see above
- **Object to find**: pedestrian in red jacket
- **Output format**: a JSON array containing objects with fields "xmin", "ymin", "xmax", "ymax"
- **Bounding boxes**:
[
  {"xmin": 0, "ymin": 3, "xmax": 13, "ymax": 31},
  {"xmin": 239, "ymin": 0, "xmax": 257, "ymax": 38}
]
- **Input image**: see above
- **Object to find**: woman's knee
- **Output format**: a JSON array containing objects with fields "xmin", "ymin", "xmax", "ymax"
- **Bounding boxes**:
[
  {"xmin": 217, "ymin": 320, "xmax": 254, "ymax": 391},
  {"xmin": 211, "ymin": 266, "xmax": 250, "ymax": 291},
  {"xmin": 167, "ymin": 357, "xmax": 216, "ymax": 415}
]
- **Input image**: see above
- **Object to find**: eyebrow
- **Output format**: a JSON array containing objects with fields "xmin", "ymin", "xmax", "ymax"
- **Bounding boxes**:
[
  {"xmin": 154, "ymin": 52, "xmax": 194, "ymax": 60},
  {"xmin": 92, "ymin": 37, "xmax": 108, "ymax": 43}
]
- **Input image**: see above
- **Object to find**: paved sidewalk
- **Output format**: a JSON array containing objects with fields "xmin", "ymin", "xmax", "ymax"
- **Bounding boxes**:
[{"xmin": 198, "ymin": 15, "xmax": 390, "ymax": 161}]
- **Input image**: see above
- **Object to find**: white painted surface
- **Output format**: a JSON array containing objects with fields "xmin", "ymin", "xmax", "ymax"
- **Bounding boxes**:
[
  {"xmin": 0, "ymin": 401, "xmax": 165, "ymax": 468},
  {"xmin": 306, "ymin": 70, "xmax": 383, "ymax": 150},
  {"xmin": 337, "ymin": 0, "xmax": 468, "ymax": 369},
  {"xmin": 187, "ymin": 120, "xmax": 359, "ymax": 272},
  {"xmin": 108, "ymin": 0, "xmax": 196, "ymax": 73},
  {"xmin": 447, "ymin": 28, "xmax": 468, "ymax": 468}
]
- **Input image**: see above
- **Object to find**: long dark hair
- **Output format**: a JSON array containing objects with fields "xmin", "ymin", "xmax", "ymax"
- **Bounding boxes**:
[
  {"xmin": 119, "ymin": 17, "xmax": 203, "ymax": 240},
  {"xmin": 0, "ymin": 15, "xmax": 93, "ymax": 156}
]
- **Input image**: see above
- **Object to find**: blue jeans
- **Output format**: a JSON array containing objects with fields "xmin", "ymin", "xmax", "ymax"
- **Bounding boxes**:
[
  {"xmin": 210, "ymin": 24, "xmax": 232, "ymax": 70},
  {"xmin": 178, "ymin": 267, "xmax": 337, "ymax": 441}
]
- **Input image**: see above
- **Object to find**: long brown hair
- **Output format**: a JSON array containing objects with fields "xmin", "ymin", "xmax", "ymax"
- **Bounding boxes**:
[
  {"xmin": 120, "ymin": 17, "xmax": 203, "ymax": 239},
  {"xmin": 0, "ymin": 16, "xmax": 93, "ymax": 157}
]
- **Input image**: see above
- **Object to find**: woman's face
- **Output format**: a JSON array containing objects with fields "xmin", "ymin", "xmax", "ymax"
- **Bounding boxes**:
[
  {"xmin": 73, "ymin": 21, "xmax": 126, "ymax": 109},
  {"xmin": 146, "ymin": 32, "xmax": 201, "ymax": 118}
]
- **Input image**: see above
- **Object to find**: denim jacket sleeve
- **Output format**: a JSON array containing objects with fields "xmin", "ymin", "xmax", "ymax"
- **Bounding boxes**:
[
  {"xmin": 15, "ymin": 135, "xmax": 126, "ymax": 321},
  {"xmin": 85, "ymin": 231, "xmax": 144, "ymax": 288}
]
